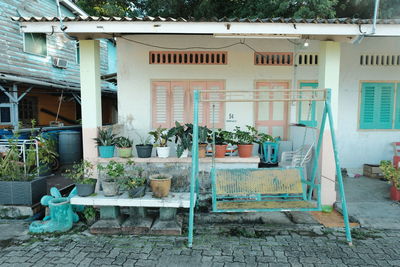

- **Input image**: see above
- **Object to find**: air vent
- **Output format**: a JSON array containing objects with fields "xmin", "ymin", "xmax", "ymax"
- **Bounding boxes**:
[
  {"xmin": 254, "ymin": 52, "xmax": 293, "ymax": 66},
  {"xmin": 297, "ymin": 53, "xmax": 318, "ymax": 66},
  {"xmin": 360, "ymin": 54, "xmax": 400, "ymax": 66},
  {"xmin": 149, "ymin": 51, "xmax": 227, "ymax": 65},
  {"xmin": 52, "ymin": 57, "xmax": 68, "ymax": 69}
]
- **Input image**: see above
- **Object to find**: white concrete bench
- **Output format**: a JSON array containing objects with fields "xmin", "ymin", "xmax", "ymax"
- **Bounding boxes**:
[{"xmin": 71, "ymin": 192, "xmax": 194, "ymax": 235}]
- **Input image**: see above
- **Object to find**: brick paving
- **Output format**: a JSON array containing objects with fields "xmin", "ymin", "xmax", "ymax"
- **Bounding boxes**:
[{"xmin": 0, "ymin": 225, "xmax": 399, "ymax": 266}]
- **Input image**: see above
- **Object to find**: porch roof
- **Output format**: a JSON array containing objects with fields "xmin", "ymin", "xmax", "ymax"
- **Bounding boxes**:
[{"xmin": 14, "ymin": 16, "xmax": 400, "ymax": 41}]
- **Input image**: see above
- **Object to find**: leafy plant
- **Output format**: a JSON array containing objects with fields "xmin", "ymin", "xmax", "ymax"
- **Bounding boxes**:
[
  {"xmin": 119, "ymin": 176, "xmax": 146, "ymax": 190},
  {"xmin": 94, "ymin": 127, "xmax": 116, "ymax": 146},
  {"xmin": 98, "ymin": 160, "xmax": 125, "ymax": 181},
  {"xmin": 148, "ymin": 126, "xmax": 172, "ymax": 147},
  {"xmin": 199, "ymin": 126, "xmax": 211, "ymax": 144},
  {"xmin": 214, "ymin": 129, "xmax": 234, "ymax": 145},
  {"xmin": 256, "ymin": 133, "xmax": 275, "ymax": 145},
  {"xmin": 151, "ymin": 174, "xmax": 171, "ymax": 180},
  {"xmin": 36, "ymin": 135, "xmax": 58, "ymax": 170},
  {"xmin": 115, "ymin": 136, "xmax": 133, "ymax": 148},
  {"xmin": 64, "ymin": 160, "xmax": 96, "ymax": 185},
  {"xmin": 136, "ymin": 133, "xmax": 152, "ymax": 146},
  {"xmin": 83, "ymin": 206, "xmax": 97, "ymax": 223},
  {"xmin": 380, "ymin": 160, "xmax": 400, "ymax": 190},
  {"xmin": 233, "ymin": 125, "xmax": 258, "ymax": 145},
  {"xmin": 169, "ymin": 121, "xmax": 193, "ymax": 157}
]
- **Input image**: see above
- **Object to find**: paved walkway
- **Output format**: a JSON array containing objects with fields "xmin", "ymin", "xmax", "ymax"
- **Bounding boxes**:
[{"xmin": 0, "ymin": 223, "xmax": 399, "ymax": 267}]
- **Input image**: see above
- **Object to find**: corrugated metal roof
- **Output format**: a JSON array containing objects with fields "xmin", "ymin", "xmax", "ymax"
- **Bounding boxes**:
[{"xmin": 12, "ymin": 16, "xmax": 400, "ymax": 24}]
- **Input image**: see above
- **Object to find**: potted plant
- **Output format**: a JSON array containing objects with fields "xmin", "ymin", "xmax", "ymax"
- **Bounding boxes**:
[
  {"xmin": 169, "ymin": 122, "xmax": 192, "ymax": 158},
  {"xmin": 135, "ymin": 134, "xmax": 153, "ymax": 158},
  {"xmin": 198, "ymin": 126, "xmax": 211, "ymax": 158},
  {"xmin": 380, "ymin": 160, "xmax": 400, "ymax": 201},
  {"xmin": 115, "ymin": 136, "xmax": 133, "ymax": 158},
  {"xmin": 149, "ymin": 127, "xmax": 172, "ymax": 158},
  {"xmin": 149, "ymin": 174, "xmax": 172, "ymax": 198},
  {"xmin": 256, "ymin": 132, "xmax": 275, "ymax": 158},
  {"xmin": 64, "ymin": 160, "xmax": 97, "ymax": 197},
  {"xmin": 120, "ymin": 160, "xmax": 146, "ymax": 198},
  {"xmin": 94, "ymin": 127, "xmax": 116, "ymax": 158},
  {"xmin": 214, "ymin": 129, "xmax": 233, "ymax": 158},
  {"xmin": 98, "ymin": 160, "xmax": 125, "ymax": 197},
  {"xmin": 233, "ymin": 125, "xmax": 258, "ymax": 158},
  {"xmin": 0, "ymin": 140, "xmax": 47, "ymax": 205},
  {"xmin": 36, "ymin": 135, "xmax": 59, "ymax": 176}
]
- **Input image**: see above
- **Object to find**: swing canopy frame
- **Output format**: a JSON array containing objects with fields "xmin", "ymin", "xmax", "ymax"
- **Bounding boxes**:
[{"xmin": 187, "ymin": 88, "xmax": 353, "ymax": 247}]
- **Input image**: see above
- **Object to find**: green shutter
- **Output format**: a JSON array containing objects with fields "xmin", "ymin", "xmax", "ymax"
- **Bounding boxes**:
[
  {"xmin": 395, "ymin": 84, "xmax": 400, "ymax": 129},
  {"xmin": 360, "ymin": 83, "xmax": 394, "ymax": 129},
  {"xmin": 298, "ymin": 82, "xmax": 318, "ymax": 127}
]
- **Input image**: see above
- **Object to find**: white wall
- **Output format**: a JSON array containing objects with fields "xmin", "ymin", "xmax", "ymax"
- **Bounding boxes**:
[
  {"xmin": 116, "ymin": 34, "xmax": 400, "ymax": 168},
  {"xmin": 338, "ymin": 37, "xmax": 400, "ymax": 168},
  {"xmin": 116, "ymin": 35, "xmax": 319, "ymax": 140}
]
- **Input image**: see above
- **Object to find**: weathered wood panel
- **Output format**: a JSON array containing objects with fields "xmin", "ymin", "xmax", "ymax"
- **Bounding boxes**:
[{"xmin": 0, "ymin": 0, "xmax": 112, "ymax": 90}]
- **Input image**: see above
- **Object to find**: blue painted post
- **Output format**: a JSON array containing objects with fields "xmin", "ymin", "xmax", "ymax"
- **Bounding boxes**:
[
  {"xmin": 325, "ymin": 89, "xmax": 353, "ymax": 245},
  {"xmin": 308, "ymin": 104, "xmax": 328, "ymax": 200},
  {"xmin": 188, "ymin": 90, "xmax": 199, "ymax": 248}
]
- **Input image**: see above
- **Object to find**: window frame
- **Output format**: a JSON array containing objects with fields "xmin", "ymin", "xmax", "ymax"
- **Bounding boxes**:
[
  {"xmin": 298, "ymin": 81, "xmax": 318, "ymax": 127},
  {"xmin": 23, "ymin": 32, "xmax": 48, "ymax": 57},
  {"xmin": 0, "ymin": 103, "xmax": 13, "ymax": 125},
  {"xmin": 358, "ymin": 81, "xmax": 400, "ymax": 131}
]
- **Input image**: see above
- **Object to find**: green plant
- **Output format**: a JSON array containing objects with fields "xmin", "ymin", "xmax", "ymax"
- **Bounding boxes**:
[
  {"xmin": 115, "ymin": 136, "xmax": 133, "ymax": 148},
  {"xmin": 256, "ymin": 133, "xmax": 275, "ymax": 145},
  {"xmin": 98, "ymin": 160, "xmax": 125, "ymax": 181},
  {"xmin": 94, "ymin": 127, "xmax": 117, "ymax": 146},
  {"xmin": 83, "ymin": 206, "xmax": 97, "ymax": 222},
  {"xmin": 380, "ymin": 160, "xmax": 400, "ymax": 190},
  {"xmin": 199, "ymin": 126, "xmax": 211, "ymax": 144},
  {"xmin": 233, "ymin": 125, "xmax": 258, "ymax": 145},
  {"xmin": 136, "ymin": 133, "xmax": 152, "ymax": 145},
  {"xmin": 169, "ymin": 122, "xmax": 193, "ymax": 157},
  {"xmin": 148, "ymin": 126, "xmax": 172, "ymax": 147},
  {"xmin": 214, "ymin": 129, "xmax": 234, "ymax": 145},
  {"xmin": 64, "ymin": 160, "xmax": 96, "ymax": 185},
  {"xmin": 119, "ymin": 176, "xmax": 146, "ymax": 190},
  {"xmin": 36, "ymin": 135, "xmax": 58, "ymax": 169}
]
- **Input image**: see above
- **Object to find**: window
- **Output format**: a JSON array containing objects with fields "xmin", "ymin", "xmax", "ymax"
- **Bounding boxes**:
[
  {"xmin": 19, "ymin": 96, "xmax": 38, "ymax": 126},
  {"xmin": 76, "ymin": 42, "xmax": 80, "ymax": 64},
  {"xmin": 298, "ymin": 82, "xmax": 318, "ymax": 127},
  {"xmin": 24, "ymin": 33, "xmax": 47, "ymax": 56},
  {"xmin": 359, "ymin": 82, "xmax": 399, "ymax": 129},
  {"xmin": 296, "ymin": 53, "xmax": 319, "ymax": 66},
  {"xmin": 254, "ymin": 52, "xmax": 293, "ymax": 66},
  {"xmin": 152, "ymin": 80, "xmax": 225, "ymax": 128},
  {"xmin": 0, "ymin": 104, "xmax": 12, "ymax": 125},
  {"xmin": 149, "ymin": 51, "xmax": 227, "ymax": 65},
  {"xmin": 360, "ymin": 54, "xmax": 400, "ymax": 66}
]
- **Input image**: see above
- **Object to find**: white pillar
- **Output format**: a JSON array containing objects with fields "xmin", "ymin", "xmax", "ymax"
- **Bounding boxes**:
[
  {"xmin": 319, "ymin": 41, "xmax": 341, "ymax": 206},
  {"xmin": 79, "ymin": 40, "xmax": 102, "ymax": 162}
]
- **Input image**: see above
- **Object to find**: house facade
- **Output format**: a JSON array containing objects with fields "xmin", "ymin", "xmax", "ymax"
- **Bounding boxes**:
[
  {"xmin": 0, "ymin": 0, "xmax": 117, "ymax": 128},
  {"xmin": 16, "ymin": 16, "xmax": 400, "ymax": 205}
]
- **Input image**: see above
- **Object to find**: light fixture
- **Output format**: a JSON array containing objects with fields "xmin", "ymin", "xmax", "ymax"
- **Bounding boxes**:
[
  {"xmin": 303, "ymin": 40, "xmax": 309, "ymax": 47},
  {"xmin": 213, "ymin": 33, "xmax": 302, "ymax": 39}
]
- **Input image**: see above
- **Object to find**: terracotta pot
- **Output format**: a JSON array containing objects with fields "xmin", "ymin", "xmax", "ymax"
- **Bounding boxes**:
[
  {"xmin": 215, "ymin": 144, "xmax": 227, "ymax": 158},
  {"xmin": 390, "ymin": 185, "xmax": 400, "ymax": 201},
  {"xmin": 199, "ymin": 143, "xmax": 208, "ymax": 158},
  {"xmin": 149, "ymin": 174, "xmax": 172, "ymax": 198},
  {"xmin": 237, "ymin": 144, "xmax": 254, "ymax": 158}
]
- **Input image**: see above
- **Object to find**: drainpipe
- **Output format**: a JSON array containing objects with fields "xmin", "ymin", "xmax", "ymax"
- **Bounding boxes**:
[
  {"xmin": 371, "ymin": 0, "xmax": 380, "ymax": 35},
  {"xmin": 55, "ymin": 0, "xmax": 76, "ymax": 40}
]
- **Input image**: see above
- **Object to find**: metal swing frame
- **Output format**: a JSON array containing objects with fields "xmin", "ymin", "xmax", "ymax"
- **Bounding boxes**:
[{"xmin": 188, "ymin": 88, "xmax": 353, "ymax": 247}]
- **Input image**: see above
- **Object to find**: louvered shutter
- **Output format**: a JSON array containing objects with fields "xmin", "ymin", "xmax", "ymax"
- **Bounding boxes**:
[
  {"xmin": 206, "ymin": 81, "xmax": 225, "ymax": 128},
  {"xmin": 395, "ymin": 84, "xmax": 400, "ymax": 129},
  {"xmin": 171, "ymin": 81, "xmax": 188, "ymax": 124},
  {"xmin": 190, "ymin": 81, "xmax": 207, "ymax": 125},
  {"xmin": 152, "ymin": 82, "xmax": 171, "ymax": 128},
  {"xmin": 360, "ymin": 83, "xmax": 394, "ymax": 129}
]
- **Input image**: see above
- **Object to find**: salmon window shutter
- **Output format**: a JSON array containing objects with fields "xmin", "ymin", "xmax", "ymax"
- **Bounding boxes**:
[
  {"xmin": 152, "ymin": 82, "xmax": 171, "ymax": 128},
  {"xmin": 171, "ymin": 81, "xmax": 189, "ymax": 124},
  {"xmin": 190, "ymin": 81, "xmax": 207, "ymax": 126},
  {"xmin": 206, "ymin": 81, "xmax": 225, "ymax": 128}
]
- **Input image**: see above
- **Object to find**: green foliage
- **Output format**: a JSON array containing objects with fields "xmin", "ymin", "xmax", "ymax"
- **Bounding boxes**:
[
  {"xmin": 119, "ymin": 176, "xmax": 146, "ymax": 190},
  {"xmin": 151, "ymin": 174, "xmax": 171, "ymax": 180},
  {"xmin": 98, "ymin": 160, "xmax": 125, "ymax": 181},
  {"xmin": 256, "ymin": 133, "xmax": 275, "ymax": 145},
  {"xmin": 76, "ymin": 0, "xmax": 139, "ymax": 17},
  {"xmin": 380, "ymin": 160, "xmax": 400, "ymax": 189},
  {"xmin": 136, "ymin": 133, "xmax": 153, "ymax": 145},
  {"xmin": 83, "ymin": 206, "xmax": 97, "ymax": 222},
  {"xmin": 115, "ymin": 136, "xmax": 133, "ymax": 148},
  {"xmin": 168, "ymin": 121, "xmax": 193, "ymax": 157},
  {"xmin": 64, "ymin": 160, "xmax": 96, "ymax": 185},
  {"xmin": 199, "ymin": 126, "xmax": 211, "ymax": 144},
  {"xmin": 336, "ymin": 0, "xmax": 400, "ymax": 19},
  {"xmin": 233, "ymin": 125, "xmax": 258, "ymax": 145},
  {"xmin": 94, "ymin": 127, "xmax": 117, "ymax": 146},
  {"xmin": 148, "ymin": 126, "xmax": 172, "ymax": 147},
  {"xmin": 214, "ymin": 129, "xmax": 234, "ymax": 145}
]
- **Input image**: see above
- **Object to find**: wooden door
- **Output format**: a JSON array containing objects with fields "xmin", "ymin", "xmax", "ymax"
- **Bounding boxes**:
[{"xmin": 255, "ymin": 81, "xmax": 289, "ymax": 139}]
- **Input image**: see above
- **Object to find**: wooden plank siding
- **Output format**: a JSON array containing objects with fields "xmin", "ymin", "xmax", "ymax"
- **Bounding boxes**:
[{"xmin": 0, "ymin": 0, "xmax": 112, "ymax": 90}]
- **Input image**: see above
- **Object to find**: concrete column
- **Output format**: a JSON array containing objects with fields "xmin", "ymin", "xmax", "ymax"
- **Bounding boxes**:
[
  {"xmin": 79, "ymin": 40, "xmax": 102, "ymax": 162},
  {"xmin": 318, "ymin": 41, "xmax": 341, "ymax": 206}
]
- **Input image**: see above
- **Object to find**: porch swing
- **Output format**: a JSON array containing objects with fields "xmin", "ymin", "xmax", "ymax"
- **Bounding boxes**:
[{"xmin": 187, "ymin": 88, "xmax": 353, "ymax": 247}]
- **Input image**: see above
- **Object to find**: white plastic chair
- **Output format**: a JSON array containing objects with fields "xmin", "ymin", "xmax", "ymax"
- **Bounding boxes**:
[{"xmin": 279, "ymin": 144, "xmax": 314, "ymax": 180}]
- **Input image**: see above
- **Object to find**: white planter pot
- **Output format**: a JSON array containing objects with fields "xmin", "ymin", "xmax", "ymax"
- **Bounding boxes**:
[
  {"xmin": 156, "ymin": 146, "xmax": 170, "ymax": 158},
  {"xmin": 179, "ymin": 149, "xmax": 189, "ymax": 158}
]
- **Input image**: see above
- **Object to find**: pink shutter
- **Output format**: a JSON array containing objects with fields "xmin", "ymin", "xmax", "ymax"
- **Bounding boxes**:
[
  {"xmin": 189, "ymin": 81, "xmax": 207, "ymax": 126},
  {"xmin": 206, "ymin": 81, "xmax": 225, "ymax": 128},
  {"xmin": 171, "ymin": 81, "xmax": 189, "ymax": 124},
  {"xmin": 152, "ymin": 81, "xmax": 171, "ymax": 128}
]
